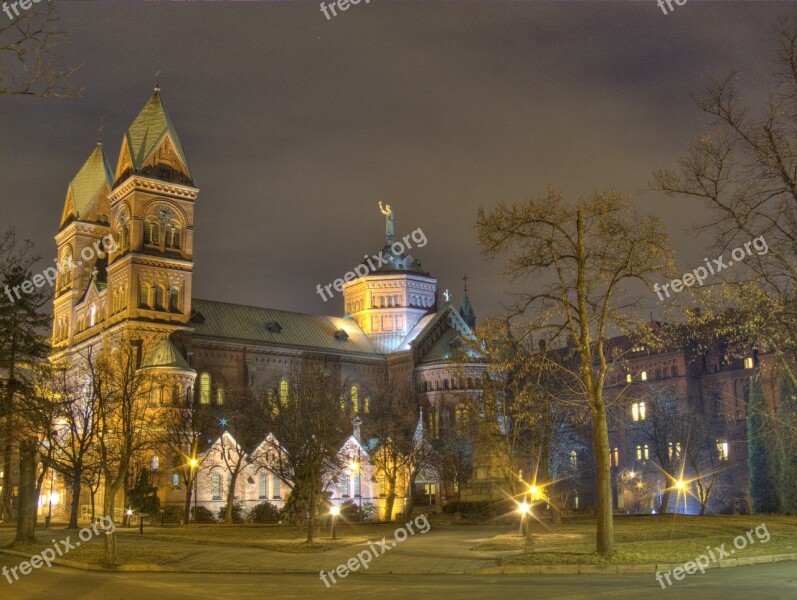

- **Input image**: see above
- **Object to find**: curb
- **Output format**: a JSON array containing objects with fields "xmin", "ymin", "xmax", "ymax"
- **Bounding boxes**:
[
  {"xmin": 3, "ymin": 548, "xmax": 797, "ymax": 576},
  {"xmin": 474, "ymin": 552, "xmax": 797, "ymax": 575}
]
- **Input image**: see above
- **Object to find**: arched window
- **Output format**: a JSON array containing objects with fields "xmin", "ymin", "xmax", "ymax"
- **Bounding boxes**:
[
  {"xmin": 216, "ymin": 388, "xmax": 225, "ymax": 405},
  {"xmin": 89, "ymin": 304, "xmax": 97, "ymax": 327},
  {"xmin": 169, "ymin": 287, "xmax": 180, "ymax": 311},
  {"xmin": 363, "ymin": 397, "xmax": 370, "ymax": 413},
  {"xmin": 145, "ymin": 221, "xmax": 159, "ymax": 245},
  {"xmin": 211, "ymin": 471, "xmax": 221, "ymax": 500},
  {"xmin": 166, "ymin": 225, "xmax": 181, "ymax": 249},
  {"xmin": 570, "ymin": 450, "xmax": 578, "ymax": 469},
  {"xmin": 155, "ymin": 285, "xmax": 166, "ymax": 310},
  {"xmin": 258, "ymin": 472, "xmax": 267, "ymax": 498},
  {"xmin": 272, "ymin": 475, "xmax": 281, "ymax": 499},
  {"xmin": 172, "ymin": 384, "xmax": 181, "ymax": 406},
  {"xmin": 199, "ymin": 373, "xmax": 211, "ymax": 405},
  {"xmin": 351, "ymin": 385, "xmax": 359, "ymax": 413},
  {"xmin": 61, "ymin": 248, "xmax": 73, "ymax": 287},
  {"xmin": 279, "ymin": 379, "xmax": 289, "ymax": 405},
  {"xmin": 139, "ymin": 282, "xmax": 150, "ymax": 308}
]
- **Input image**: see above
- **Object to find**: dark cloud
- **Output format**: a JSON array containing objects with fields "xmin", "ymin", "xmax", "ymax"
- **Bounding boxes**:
[{"xmin": 1, "ymin": 0, "xmax": 793, "ymax": 319}]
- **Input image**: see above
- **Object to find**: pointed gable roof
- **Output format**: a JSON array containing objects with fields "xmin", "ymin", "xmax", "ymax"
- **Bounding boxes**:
[
  {"xmin": 459, "ymin": 292, "xmax": 476, "ymax": 328},
  {"xmin": 123, "ymin": 90, "xmax": 191, "ymax": 177},
  {"xmin": 61, "ymin": 144, "xmax": 113, "ymax": 226}
]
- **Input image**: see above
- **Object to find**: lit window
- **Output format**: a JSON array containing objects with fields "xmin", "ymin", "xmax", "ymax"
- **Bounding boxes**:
[
  {"xmin": 612, "ymin": 447, "xmax": 619, "ymax": 467},
  {"xmin": 636, "ymin": 445, "xmax": 642, "ymax": 460},
  {"xmin": 172, "ymin": 472, "xmax": 180, "ymax": 487},
  {"xmin": 258, "ymin": 472, "xmax": 267, "ymax": 498},
  {"xmin": 216, "ymin": 388, "xmax": 225, "ymax": 405},
  {"xmin": 199, "ymin": 373, "xmax": 211, "ymax": 405},
  {"xmin": 272, "ymin": 475, "xmax": 281, "ymax": 499},
  {"xmin": 717, "ymin": 441, "xmax": 729, "ymax": 461},
  {"xmin": 641, "ymin": 371, "xmax": 648, "ymax": 381},
  {"xmin": 151, "ymin": 456, "xmax": 159, "ymax": 471},
  {"xmin": 631, "ymin": 402, "xmax": 646, "ymax": 421},
  {"xmin": 643, "ymin": 444, "xmax": 649, "ymax": 460},
  {"xmin": 279, "ymin": 379, "xmax": 289, "ymax": 405},
  {"xmin": 626, "ymin": 373, "xmax": 632, "ymax": 383},
  {"xmin": 351, "ymin": 385, "xmax": 359, "ymax": 413},
  {"xmin": 570, "ymin": 450, "xmax": 578, "ymax": 469},
  {"xmin": 89, "ymin": 305, "xmax": 97, "ymax": 327},
  {"xmin": 364, "ymin": 397, "xmax": 370, "ymax": 413},
  {"xmin": 211, "ymin": 471, "xmax": 221, "ymax": 500},
  {"xmin": 744, "ymin": 357, "xmax": 754, "ymax": 369}
]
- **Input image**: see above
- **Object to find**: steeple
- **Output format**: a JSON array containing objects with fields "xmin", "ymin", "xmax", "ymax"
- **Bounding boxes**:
[
  {"xmin": 60, "ymin": 144, "xmax": 113, "ymax": 228},
  {"xmin": 459, "ymin": 274, "xmax": 476, "ymax": 328},
  {"xmin": 114, "ymin": 88, "xmax": 192, "ymax": 185}
]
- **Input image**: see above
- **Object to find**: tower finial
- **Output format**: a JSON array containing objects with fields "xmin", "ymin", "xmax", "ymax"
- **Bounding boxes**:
[
  {"xmin": 154, "ymin": 63, "xmax": 161, "ymax": 93},
  {"xmin": 97, "ymin": 116, "xmax": 104, "ymax": 146},
  {"xmin": 463, "ymin": 274, "xmax": 469, "ymax": 293}
]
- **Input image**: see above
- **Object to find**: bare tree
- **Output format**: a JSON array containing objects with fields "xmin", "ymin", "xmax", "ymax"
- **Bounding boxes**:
[
  {"xmin": 477, "ymin": 190, "xmax": 673, "ymax": 555},
  {"xmin": 259, "ymin": 360, "xmax": 349, "ymax": 543},
  {"xmin": 86, "ymin": 337, "xmax": 160, "ymax": 563},
  {"xmin": 0, "ymin": 0, "xmax": 80, "ymax": 97}
]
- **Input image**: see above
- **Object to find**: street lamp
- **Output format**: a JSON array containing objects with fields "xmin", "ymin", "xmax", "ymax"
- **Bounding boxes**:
[
  {"xmin": 330, "ymin": 505, "xmax": 340, "ymax": 540},
  {"xmin": 126, "ymin": 508, "xmax": 133, "ymax": 529},
  {"xmin": 189, "ymin": 458, "xmax": 199, "ymax": 524}
]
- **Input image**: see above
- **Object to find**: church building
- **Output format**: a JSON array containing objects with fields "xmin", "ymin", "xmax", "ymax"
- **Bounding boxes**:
[{"xmin": 49, "ymin": 88, "xmax": 486, "ymax": 520}]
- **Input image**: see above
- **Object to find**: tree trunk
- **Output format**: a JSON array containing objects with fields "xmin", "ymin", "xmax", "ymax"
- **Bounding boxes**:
[
  {"xmin": 592, "ymin": 407, "xmax": 614, "ymax": 556},
  {"xmin": 14, "ymin": 437, "xmax": 39, "ymax": 544},
  {"xmin": 183, "ymin": 476, "xmax": 193, "ymax": 524},
  {"xmin": 384, "ymin": 490, "xmax": 396, "ymax": 522},
  {"xmin": 103, "ymin": 488, "xmax": 118, "ymax": 563},
  {"xmin": 69, "ymin": 469, "xmax": 82, "ymax": 528},
  {"xmin": 224, "ymin": 471, "xmax": 239, "ymax": 523},
  {"xmin": 0, "ymin": 427, "xmax": 13, "ymax": 521},
  {"xmin": 306, "ymin": 479, "xmax": 315, "ymax": 543},
  {"xmin": 659, "ymin": 488, "xmax": 673, "ymax": 514}
]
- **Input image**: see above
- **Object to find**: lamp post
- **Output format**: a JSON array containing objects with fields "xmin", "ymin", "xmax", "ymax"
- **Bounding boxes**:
[
  {"xmin": 330, "ymin": 505, "xmax": 340, "ymax": 540},
  {"xmin": 126, "ymin": 509, "xmax": 133, "ymax": 529},
  {"xmin": 189, "ymin": 458, "xmax": 199, "ymax": 524},
  {"xmin": 45, "ymin": 469, "xmax": 55, "ymax": 529},
  {"xmin": 517, "ymin": 502, "xmax": 530, "ymax": 536}
]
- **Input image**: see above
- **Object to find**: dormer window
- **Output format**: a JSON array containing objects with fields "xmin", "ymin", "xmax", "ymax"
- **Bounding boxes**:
[
  {"xmin": 266, "ymin": 321, "xmax": 282, "ymax": 333},
  {"xmin": 335, "ymin": 329, "xmax": 349, "ymax": 341}
]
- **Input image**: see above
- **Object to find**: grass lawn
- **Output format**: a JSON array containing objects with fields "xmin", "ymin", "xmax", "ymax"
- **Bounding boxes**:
[
  {"xmin": 496, "ymin": 515, "xmax": 797, "ymax": 565},
  {"xmin": 0, "ymin": 527, "xmax": 180, "ymax": 565},
  {"xmin": 114, "ymin": 520, "xmax": 409, "ymax": 553}
]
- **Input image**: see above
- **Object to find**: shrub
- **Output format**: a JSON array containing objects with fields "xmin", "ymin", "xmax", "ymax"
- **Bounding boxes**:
[
  {"xmin": 217, "ymin": 500, "xmax": 246, "ymax": 523},
  {"xmin": 442, "ymin": 501, "xmax": 495, "ymax": 515},
  {"xmin": 161, "ymin": 504, "xmax": 184, "ymax": 524},
  {"xmin": 340, "ymin": 499, "xmax": 366, "ymax": 522},
  {"xmin": 190, "ymin": 505, "xmax": 216, "ymax": 523},
  {"xmin": 250, "ymin": 501, "xmax": 282, "ymax": 524}
]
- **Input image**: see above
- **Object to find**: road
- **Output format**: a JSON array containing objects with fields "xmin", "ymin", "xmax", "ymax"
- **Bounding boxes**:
[{"xmin": 1, "ymin": 554, "xmax": 796, "ymax": 599}]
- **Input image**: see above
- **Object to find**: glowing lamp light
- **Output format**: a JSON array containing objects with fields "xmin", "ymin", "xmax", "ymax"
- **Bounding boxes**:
[
  {"xmin": 189, "ymin": 458, "xmax": 199, "ymax": 469},
  {"xmin": 330, "ymin": 506, "xmax": 341, "ymax": 517},
  {"xmin": 126, "ymin": 509, "xmax": 133, "ymax": 516},
  {"xmin": 518, "ymin": 502, "xmax": 530, "ymax": 515},
  {"xmin": 349, "ymin": 461, "xmax": 360, "ymax": 472},
  {"xmin": 676, "ymin": 480, "xmax": 686, "ymax": 490},
  {"xmin": 628, "ymin": 471, "xmax": 636, "ymax": 479}
]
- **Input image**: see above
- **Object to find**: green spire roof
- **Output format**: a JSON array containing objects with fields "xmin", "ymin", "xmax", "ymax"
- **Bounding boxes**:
[
  {"xmin": 66, "ymin": 144, "xmax": 113, "ymax": 220},
  {"xmin": 459, "ymin": 292, "xmax": 476, "ymax": 328},
  {"xmin": 125, "ymin": 90, "xmax": 191, "ymax": 176},
  {"xmin": 141, "ymin": 338, "xmax": 193, "ymax": 372}
]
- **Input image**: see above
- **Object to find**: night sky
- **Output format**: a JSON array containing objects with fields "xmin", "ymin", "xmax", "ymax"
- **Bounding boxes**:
[{"xmin": 1, "ymin": 1, "xmax": 793, "ymax": 321}]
